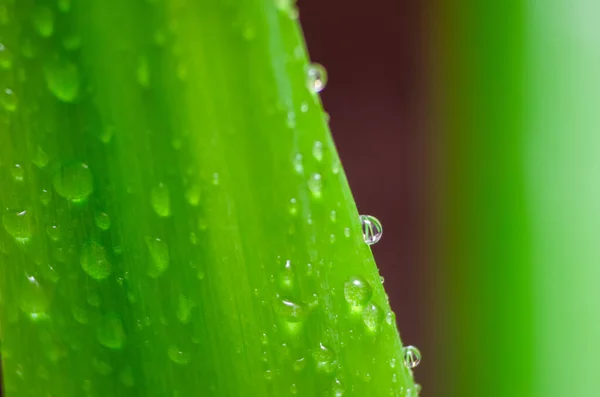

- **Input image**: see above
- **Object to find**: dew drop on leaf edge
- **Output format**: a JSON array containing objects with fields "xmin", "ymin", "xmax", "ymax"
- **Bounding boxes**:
[{"xmin": 360, "ymin": 214, "xmax": 383, "ymax": 245}]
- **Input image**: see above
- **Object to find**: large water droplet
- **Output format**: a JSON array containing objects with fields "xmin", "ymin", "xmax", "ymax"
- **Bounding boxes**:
[
  {"xmin": 403, "ymin": 345, "xmax": 421, "ymax": 369},
  {"xmin": 80, "ymin": 241, "xmax": 112, "ymax": 280},
  {"xmin": 313, "ymin": 343, "xmax": 336, "ymax": 373},
  {"xmin": 95, "ymin": 212, "xmax": 111, "ymax": 230},
  {"xmin": 44, "ymin": 59, "xmax": 79, "ymax": 102},
  {"xmin": 307, "ymin": 63, "xmax": 327, "ymax": 93},
  {"xmin": 19, "ymin": 275, "xmax": 50, "ymax": 320},
  {"xmin": 308, "ymin": 173, "xmax": 322, "ymax": 198},
  {"xmin": 145, "ymin": 237, "xmax": 169, "ymax": 277},
  {"xmin": 33, "ymin": 6, "xmax": 55, "ymax": 38},
  {"xmin": 168, "ymin": 346, "xmax": 190, "ymax": 365},
  {"xmin": 344, "ymin": 276, "xmax": 372, "ymax": 310},
  {"xmin": 53, "ymin": 162, "xmax": 93, "ymax": 202},
  {"xmin": 1, "ymin": 88, "xmax": 18, "ymax": 111},
  {"xmin": 359, "ymin": 215, "xmax": 382, "ymax": 245},
  {"xmin": 97, "ymin": 313, "xmax": 126, "ymax": 349},
  {"xmin": 151, "ymin": 183, "xmax": 171, "ymax": 217},
  {"xmin": 2, "ymin": 209, "xmax": 32, "ymax": 243},
  {"xmin": 362, "ymin": 302, "xmax": 384, "ymax": 333}
]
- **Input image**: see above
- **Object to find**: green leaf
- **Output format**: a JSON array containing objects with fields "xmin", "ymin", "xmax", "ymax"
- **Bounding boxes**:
[{"xmin": 0, "ymin": 1, "xmax": 417, "ymax": 396}]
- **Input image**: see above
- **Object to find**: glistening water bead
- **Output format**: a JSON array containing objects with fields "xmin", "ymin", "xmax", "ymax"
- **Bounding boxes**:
[
  {"xmin": 307, "ymin": 63, "xmax": 327, "ymax": 93},
  {"xmin": 344, "ymin": 276, "xmax": 373, "ymax": 309},
  {"xmin": 403, "ymin": 345, "xmax": 422, "ymax": 369},
  {"xmin": 359, "ymin": 214, "xmax": 383, "ymax": 245}
]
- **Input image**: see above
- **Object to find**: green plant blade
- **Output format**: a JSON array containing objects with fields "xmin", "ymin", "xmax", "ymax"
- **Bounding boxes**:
[{"xmin": 0, "ymin": 1, "xmax": 416, "ymax": 396}]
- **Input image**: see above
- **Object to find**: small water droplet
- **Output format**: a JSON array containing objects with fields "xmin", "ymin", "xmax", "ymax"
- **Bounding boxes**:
[
  {"xmin": 403, "ymin": 345, "xmax": 421, "ymax": 369},
  {"xmin": 289, "ymin": 198, "xmax": 298, "ymax": 215},
  {"xmin": 362, "ymin": 302, "xmax": 384, "ymax": 333},
  {"xmin": 95, "ymin": 212, "xmax": 111, "ymax": 230},
  {"xmin": 145, "ymin": 237, "xmax": 169, "ymax": 277},
  {"xmin": 293, "ymin": 357, "xmax": 306, "ymax": 372},
  {"xmin": 97, "ymin": 313, "xmax": 125, "ymax": 349},
  {"xmin": 275, "ymin": 0, "xmax": 298, "ymax": 19},
  {"xmin": 312, "ymin": 141, "xmax": 323, "ymax": 162},
  {"xmin": 308, "ymin": 173, "xmax": 322, "ymax": 198},
  {"xmin": 53, "ymin": 162, "xmax": 93, "ymax": 202},
  {"xmin": 360, "ymin": 214, "xmax": 382, "ymax": 245},
  {"xmin": 290, "ymin": 383, "xmax": 298, "ymax": 394},
  {"xmin": 279, "ymin": 260, "xmax": 294, "ymax": 290},
  {"xmin": 40, "ymin": 189, "xmax": 51, "ymax": 206},
  {"xmin": 185, "ymin": 184, "xmax": 201, "ymax": 206},
  {"xmin": 92, "ymin": 357, "xmax": 113, "ymax": 375},
  {"xmin": 72, "ymin": 305, "xmax": 88, "ymax": 324},
  {"xmin": 177, "ymin": 294, "xmax": 195, "ymax": 324},
  {"xmin": 33, "ymin": 6, "xmax": 55, "ymax": 37},
  {"xmin": 286, "ymin": 111, "xmax": 296, "ymax": 128},
  {"xmin": 46, "ymin": 224, "xmax": 61, "ymax": 241},
  {"xmin": 276, "ymin": 298, "xmax": 306, "ymax": 323},
  {"xmin": 19, "ymin": 275, "xmax": 50, "ymax": 319},
  {"xmin": 120, "ymin": 366, "xmax": 135, "ymax": 387},
  {"xmin": 385, "ymin": 311, "xmax": 395, "ymax": 326},
  {"xmin": 189, "ymin": 232, "xmax": 197, "ymax": 245},
  {"xmin": 307, "ymin": 63, "xmax": 327, "ymax": 93},
  {"xmin": 11, "ymin": 163, "xmax": 24, "ymax": 181},
  {"xmin": 1, "ymin": 88, "xmax": 17, "ymax": 111},
  {"xmin": 330, "ymin": 210, "xmax": 337, "ymax": 222},
  {"xmin": 2, "ymin": 209, "xmax": 32, "ymax": 243},
  {"xmin": 44, "ymin": 59, "xmax": 80, "ymax": 102},
  {"xmin": 344, "ymin": 276, "xmax": 373, "ymax": 309},
  {"xmin": 313, "ymin": 343, "xmax": 336, "ymax": 373},
  {"xmin": 212, "ymin": 173, "xmax": 220, "ymax": 186},
  {"xmin": 168, "ymin": 346, "xmax": 190, "ymax": 365},
  {"xmin": 344, "ymin": 227, "xmax": 351, "ymax": 238},
  {"xmin": 293, "ymin": 153, "xmax": 303, "ymax": 174},
  {"xmin": 151, "ymin": 183, "xmax": 171, "ymax": 217},
  {"xmin": 330, "ymin": 234, "xmax": 336, "ymax": 243},
  {"xmin": 32, "ymin": 146, "xmax": 49, "ymax": 168},
  {"xmin": 263, "ymin": 369, "xmax": 273, "ymax": 380},
  {"xmin": 332, "ymin": 378, "xmax": 345, "ymax": 397},
  {"xmin": 57, "ymin": 0, "xmax": 71, "ymax": 13},
  {"xmin": 0, "ymin": 43, "xmax": 12, "ymax": 69},
  {"xmin": 80, "ymin": 241, "xmax": 112, "ymax": 280},
  {"xmin": 136, "ymin": 56, "xmax": 150, "ymax": 87},
  {"xmin": 300, "ymin": 102, "xmax": 309, "ymax": 113},
  {"xmin": 62, "ymin": 33, "xmax": 82, "ymax": 51}
]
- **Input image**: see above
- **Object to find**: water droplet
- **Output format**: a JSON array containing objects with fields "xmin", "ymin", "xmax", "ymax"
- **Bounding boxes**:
[
  {"xmin": 57, "ymin": 0, "xmax": 71, "ymax": 13},
  {"xmin": 307, "ymin": 63, "xmax": 327, "ymax": 93},
  {"xmin": 44, "ymin": 59, "xmax": 80, "ymax": 102},
  {"xmin": 53, "ymin": 162, "xmax": 93, "ymax": 202},
  {"xmin": 62, "ymin": 33, "xmax": 81, "ymax": 51},
  {"xmin": 145, "ymin": 237, "xmax": 169, "ymax": 277},
  {"xmin": 33, "ymin": 7, "xmax": 55, "ymax": 38},
  {"xmin": 212, "ymin": 173, "xmax": 220, "ymax": 186},
  {"xmin": 0, "ymin": 43, "xmax": 12, "ymax": 69},
  {"xmin": 275, "ymin": 0, "xmax": 298, "ymax": 19},
  {"xmin": 293, "ymin": 357, "xmax": 306, "ymax": 372},
  {"xmin": 332, "ymin": 378, "xmax": 345, "ymax": 397},
  {"xmin": 32, "ymin": 146, "xmax": 49, "ymax": 168},
  {"xmin": 80, "ymin": 241, "xmax": 112, "ymax": 280},
  {"xmin": 385, "ymin": 311, "xmax": 395, "ymax": 326},
  {"xmin": 286, "ymin": 111, "xmax": 296, "ymax": 129},
  {"xmin": 92, "ymin": 357, "xmax": 113, "ymax": 375},
  {"xmin": 97, "ymin": 313, "xmax": 126, "ymax": 349},
  {"xmin": 120, "ymin": 366, "xmax": 135, "ymax": 387},
  {"xmin": 344, "ymin": 227, "xmax": 351, "ymax": 238},
  {"xmin": 40, "ymin": 189, "xmax": 51, "ymax": 206},
  {"xmin": 151, "ymin": 183, "xmax": 171, "ymax": 217},
  {"xmin": 330, "ymin": 210, "xmax": 337, "ymax": 223},
  {"xmin": 312, "ymin": 141, "xmax": 323, "ymax": 162},
  {"xmin": 95, "ymin": 212, "xmax": 111, "ymax": 231},
  {"xmin": 276, "ymin": 298, "xmax": 306, "ymax": 323},
  {"xmin": 360, "ymin": 214, "xmax": 382, "ymax": 245},
  {"xmin": 308, "ymin": 173, "xmax": 322, "ymax": 198},
  {"xmin": 2, "ymin": 209, "xmax": 32, "ymax": 243},
  {"xmin": 168, "ymin": 346, "xmax": 190, "ymax": 365},
  {"xmin": 344, "ymin": 276, "xmax": 373, "ymax": 309},
  {"xmin": 289, "ymin": 198, "xmax": 298, "ymax": 215},
  {"xmin": 313, "ymin": 343, "xmax": 336, "ymax": 373},
  {"xmin": 403, "ymin": 345, "xmax": 421, "ymax": 369},
  {"xmin": 19, "ymin": 275, "xmax": 50, "ymax": 319},
  {"xmin": 189, "ymin": 232, "xmax": 197, "ymax": 245},
  {"xmin": 185, "ymin": 184, "xmax": 201, "ymax": 206},
  {"xmin": 362, "ymin": 302, "xmax": 384, "ymax": 332},
  {"xmin": 300, "ymin": 102, "xmax": 309, "ymax": 113},
  {"xmin": 279, "ymin": 260, "xmax": 294, "ymax": 290},
  {"xmin": 330, "ymin": 234, "xmax": 336, "ymax": 243},
  {"xmin": 293, "ymin": 153, "xmax": 303, "ymax": 174},
  {"xmin": 290, "ymin": 384, "xmax": 298, "ymax": 394},
  {"xmin": 11, "ymin": 163, "xmax": 24, "ymax": 181},
  {"xmin": 1, "ymin": 88, "xmax": 17, "ymax": 111},
  {"xmin": 263, "ymin": 369, "xmax": 273, "ymax": 380},
  {"xmin": 177, "ymin": 294, "xmax": 195, "ymax": 324},
  {"xmin": 46, "ymin": 224, "xmax": 61, "ymax": 241},
  {"xmin": 72, "ymin": 305, "xmax": 88, "ymax": 324},
  {"xmin": 136, "ymin": 56, "xmax": 150, "ymax": 87},
  {"xmin": 242, "ymin": 25, "xmax": 256, "ymax": 40}
]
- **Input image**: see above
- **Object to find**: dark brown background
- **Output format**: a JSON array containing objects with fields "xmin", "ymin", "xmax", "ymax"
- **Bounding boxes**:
[{"xmin": 301, "ymin": 1, "xmax": 433, "ymax": 394}]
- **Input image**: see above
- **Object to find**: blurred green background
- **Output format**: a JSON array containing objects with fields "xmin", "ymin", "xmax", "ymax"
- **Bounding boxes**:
[{"xmin": 301, "ymin": 0, "xmax": 600, "ymax": 396}]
